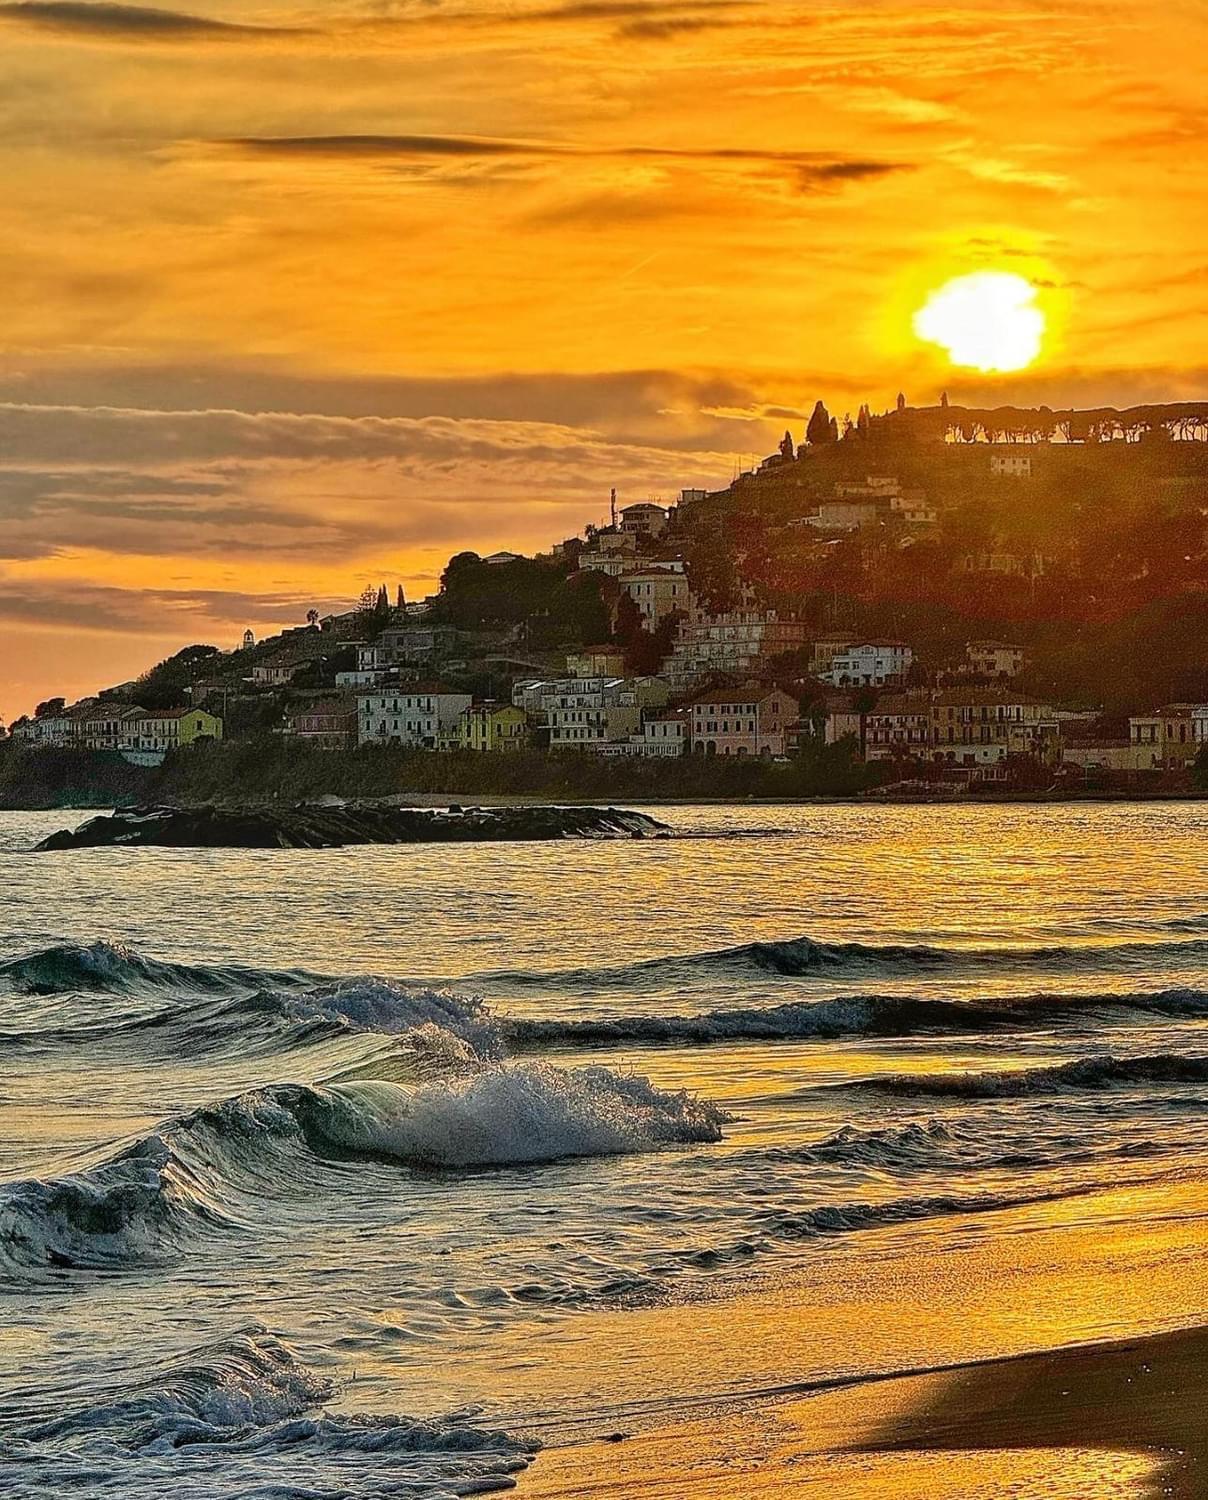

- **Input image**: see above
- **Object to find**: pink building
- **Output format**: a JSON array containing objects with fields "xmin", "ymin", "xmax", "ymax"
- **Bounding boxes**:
[{"xmin": 689, "ymin": 686, "xmax": 797, "ymax": 758}]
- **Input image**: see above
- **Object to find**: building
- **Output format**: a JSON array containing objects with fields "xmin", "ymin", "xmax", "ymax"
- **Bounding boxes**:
[
  {"xmin": 1128, "ymin": 705, "xmax": 1201, "ymax": 769},
  {"xmin": 377, "ymin": 626, "xmax": 458, "ymax": 662},
  {"xmin": 513, "ymin": 676, "xmax": 669, "ymax": 751},
  {"xmin": 618, "ymin": 503, "xmax": 669, "ymax": 539},
  {"xmin": 804, "ymin": 500, "xmax": 886, "ymax": 532},
  {"xmin": 76, "ymin": 706, "xmax": 147, "ymax": 751},
  {"xmin": 483, "ymin": 551, "xmax": 524, "ymax": 566},
  {"xmin": 458, "ymin": 703, "xmax": 528, "ymax": 753},
  {"xmin": 358, "ymin": 688, "xmax": 472, "ymax": 748},
  {"xmin": 287, "ymin": 700, "xmax": 356, "ymax": 750},
  {"xmin": 864, "ymin": 695, "xmax": 932, "ymax": 761},
  {"xmin": 890, "ymin": 490, "xmax": 938, "ymax": 525},
  {"xmin": 990, "ymin": 451, "xmax": 1033, "ymax": 477},
  {"xmin": 1060, "ymin": 737, "xmax": 1136, "ymax": 773},
  {"xmin": 664, "ymin": 609, "xmax": 807, "ymax": 690},
  {"xmin": 566, "ymin": 647, "xmax": 627, "ymax": 679},
  {"xmin": 824, "ymin": 641, "xmax": 913, "ymax": 688},
  {"xmin": 689, "ymin": 687, "xmax": 797, "ymax": 758},
  {"xmin": 577, "ymin": 551, "xmax": 631, "ymax": 578},
  {"xmin": 810, "ymin": 635, "xmax": 855, "ymax": 676},
  {"xmin": 966, "ymin": 641, "xmax": 1026, "ymax": 679},
  {"xmin": 621, "ymin": 569, "xmax": 692, "ymax": 628},
  {"xmin": 835, "ymin": 476, "xmax": 901, "ymax": 499},
  {"xmin": 251, "ymin": 663, "xmax": 295, "ymax": 687},
  {"xmin": 137, "ymin": 708, "xmax": 224, "ymax": 752},
  {"xmin": 930, "ymin": 690, "xmax": 1053, "ymax": 765}
]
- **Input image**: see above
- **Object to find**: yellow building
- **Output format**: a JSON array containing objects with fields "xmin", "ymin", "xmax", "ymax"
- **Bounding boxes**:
[
  {"xmin": 459, "ymin": 703, "xmax": 528, "ymax": 752},
  {"xmin": 139, "ymin": 708, "xmax": 223, "ymax": 751},
  {"xmin": 1128, "ymin": 706, "xmax": 1200, "ymax": 770}
]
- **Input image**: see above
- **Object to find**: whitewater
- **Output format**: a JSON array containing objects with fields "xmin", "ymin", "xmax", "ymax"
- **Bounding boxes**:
[{"xmin": 0, "ymin": 800, "xmax": 1205, "ymax": 1498}]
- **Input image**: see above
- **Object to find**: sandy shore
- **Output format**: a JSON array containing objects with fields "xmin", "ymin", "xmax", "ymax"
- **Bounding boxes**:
[
  {"xmin": 524, "ymin": 1324, "xmax": 1208, "ymax": 1498},
  {"xmin": 506, "ymin": 1177, "xmax": 1208, "ymax": 1500}
]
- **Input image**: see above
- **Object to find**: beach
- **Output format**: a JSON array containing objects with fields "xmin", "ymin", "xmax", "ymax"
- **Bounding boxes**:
[{"xmin": 1, "ymin": 799, "xmax": 1205, "ymax": 1499}]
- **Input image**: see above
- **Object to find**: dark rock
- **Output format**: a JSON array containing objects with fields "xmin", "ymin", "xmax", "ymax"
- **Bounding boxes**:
[{"xmin": 34, "ymin": 803, "xmax": 670, "ymax": 851}]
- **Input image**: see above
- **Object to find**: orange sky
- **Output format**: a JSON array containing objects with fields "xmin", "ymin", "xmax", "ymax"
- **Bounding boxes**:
[{"xmin": 1, "ymin": 0, "xmax": 1206, "ymax": 721}]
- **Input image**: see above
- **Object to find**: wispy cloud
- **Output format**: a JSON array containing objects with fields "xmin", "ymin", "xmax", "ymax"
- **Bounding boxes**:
[{"xmin": 0, "ymin": 1, "xmax": 309, "ymax": 40}]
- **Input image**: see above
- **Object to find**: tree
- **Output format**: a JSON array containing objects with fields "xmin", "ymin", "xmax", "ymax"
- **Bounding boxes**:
[
  {"xmin": 396, "ymin": 584, "xmax": 406, "ymax": 611},
  {"xmin": 806, "ymin": 400, "xmax": 834, "ymax": 445},
  {"xmin": 375, "ymin": 583, "xmax": 389, "ymax": 617},
  {"xmin": 897, "ymin": 391, "xmax": 907, "ymax": 412},
  {"xmin": 829, "ymin": 415, "xmax": 840, "ymax": 443},
  {"xmin": 35, "ymin": 697, "xmax": 65, "ymax": 719},
  {"xmin": 857, "ymin": 404, "xmax": 871, "ymax": 439},
  {"xmin": 779, "ymin": 430, "xmax": 795, "ymax": 460},
  {"xmin": 306, "ymin": 609, "xmax": 320, "ymax": 628},
  {"xmin": 940, "ymin": 391, "xmax": 949, "ymax": 408}
]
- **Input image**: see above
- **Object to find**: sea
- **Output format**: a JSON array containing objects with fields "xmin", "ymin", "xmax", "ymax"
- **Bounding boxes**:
[{"xmin": 0, "ymin": 800, "xmax": 1206, "ymax": 1498}]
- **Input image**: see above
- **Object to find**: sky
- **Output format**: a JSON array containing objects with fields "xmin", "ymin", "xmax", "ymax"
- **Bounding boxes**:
[{"xmin": 1, "ymin": 0, "xmax": 1206, "ymax": 721}]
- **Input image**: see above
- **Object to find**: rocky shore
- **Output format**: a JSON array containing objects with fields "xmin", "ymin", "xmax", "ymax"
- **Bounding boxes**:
[{"xmin": 33, "ymin": 802, "xmax": 669, "ymax": 850}]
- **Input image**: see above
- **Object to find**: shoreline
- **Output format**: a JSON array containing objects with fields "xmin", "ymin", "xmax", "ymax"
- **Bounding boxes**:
[{"xmin": 3, "ymin": 788, "xmax": 1205, "ymax": 813}]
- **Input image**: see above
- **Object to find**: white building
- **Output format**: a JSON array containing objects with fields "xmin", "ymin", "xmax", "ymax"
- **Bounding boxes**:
[
  {"xmin": 512, "ymin": 676, "xmax": 669, "ymax": 750},
  {"xmin": 990, "ymin": 451, "xmax": 1033, "ymax": 477},
  {"xmin": 595, "ymin": 714, "xmax": 688, "ymax": 758},
  {"xmin": 358, "ymin": 688, "xmax": 472, "ymax": 748},
  {"xmin": 664, "ymin": 609, "xmax": 807, "ymax": 690},
  {"xmin": 804, "ymin": 500, "xmax": 887, "ymax": 532},
  {"xmin": 824, "ymin": 641, "xmax": 913, "ymax": 687}
]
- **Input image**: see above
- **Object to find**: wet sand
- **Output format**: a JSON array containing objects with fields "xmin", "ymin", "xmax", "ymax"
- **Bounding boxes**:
[
  {"xmin": 518, "ymin": 1178, "xmax": 1208, "ymax": 1500},
  {"xmin": 524, "ymin": 1326, "xmax": 1207, "ymax": 1498}
]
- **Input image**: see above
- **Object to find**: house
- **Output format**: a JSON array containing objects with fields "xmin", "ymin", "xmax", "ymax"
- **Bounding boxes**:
[
  {"xmin": 824, "ymin": 641, "xmax": 913, "ymax": 688},
  {"xmin": 966, "ymin": 641, "xmax": 1025, "ymax": 679},
  {"xmin": 137, "ymin": 708, "xmax": 224, "ymax": 752},
  {"xmin": 377, "ymin": 626, "xmax": 458, "ymax": 662},
  {"xmin": 930, "ymin": 690, "xmax": 1053, "ymax": 765},
  {"xmin": 810, "ymin": 635, "xmax": 855, "ymax": 676},
  {"xmin": 864, "ymin": 695, "xmax": 932, "ymax": 761},
  {"xmin": 990, "ymin": 451, "xmax": 1033, "ymax": 477},
  {"xmin": 689, "ymin": 686, "xmax": 797, "ymax": 758},
  {"xmin": 595, "ymin": 710, "xmax": 689, "ymax": 759},
  {"xmin": 567, "ymin": 647, "xmax": 627, "ymax": 679},
  {"xmin": 458, "ymin": 703, "xmax": 528, "ymax": 753},
  {"xmin": 357, "ymin": 688, "xmax": 472, "ymax": 749},
  {"xmin": 513, "ymin": 676, "xmax": 669, "ymax": 751},
  {"xmin": 287, "ymin": 699, "xmax": 356, "ymax": 750},
  {"xmin": 577, "ymin": 551, "xmax": 631, "ymax": 578},
  {"xmin": 77, "ymin": 706, "xmax": 147, "ymax": 751},
  {"xmin": 1129, "ymin": 705, "xmax": 1201, "ymax": 769},
  {"xmin": 621, "ymin": 569, "xmax": 692, "ymax": 629},
  {"xmin": 251, "ymin": 664, "xmax": 295, "ymax": 687},
  {"xmin": 618, "ymin": 502, "xmax": 669, "ymax": 539},
  {"xmin": 483, "ymin": 551, "xmax": 525, "ymax": 566},
  {"xmin": 664, "ymin": 609, "xmax": 807, "ymax": 690},
  {"xmin": 890, "ymin": 490, "xmax": 938, "ymax": 525},
  {"xmin": 804, "ymin": 500, "xmax": 885, "ymax": 532}
]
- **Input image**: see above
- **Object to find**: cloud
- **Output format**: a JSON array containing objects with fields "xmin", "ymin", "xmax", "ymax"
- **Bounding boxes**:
[
  {"xmin": 218, "ymin": 132, "xmax": 912, "ymax": 192},
  {"xmin": 0, "ymin": 1, "xmax": 307, "ymax": 39}
]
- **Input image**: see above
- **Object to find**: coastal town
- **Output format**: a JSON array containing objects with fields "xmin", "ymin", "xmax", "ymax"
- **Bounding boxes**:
[{"xmin": 4, "ymin": 396, "xmax": 1207, "ymax": 796}]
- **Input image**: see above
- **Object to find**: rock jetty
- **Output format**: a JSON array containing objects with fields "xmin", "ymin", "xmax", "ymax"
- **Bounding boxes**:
[{"xmin": 34, "ymin": 803, "xmax": 669, "ymax": 851}]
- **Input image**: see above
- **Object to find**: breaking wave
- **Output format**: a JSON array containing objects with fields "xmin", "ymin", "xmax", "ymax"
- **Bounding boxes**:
[
  {"xmin": 6, "ymin": 1327, "xmax": 536, "ymax": 1499},
  {"xmin": 0, "ymin": 1066, "xmax": 727, "ymax": 1280}
]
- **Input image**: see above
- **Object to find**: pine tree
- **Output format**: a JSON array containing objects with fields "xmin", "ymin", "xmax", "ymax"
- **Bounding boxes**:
[
  {"xmin": 375, "ymin": 583, "xmax": 389, "ymax": 615},
  {"xmin": 897, "ymin": 391, "xmax": 907, "ymax": 412},
  {"xmin": 396, "ymin": 584, "xmax": 406, "ymax": 611},
  {"xmin": 857, "ymin": 403, "xmax": 871, "ymax": 438},
  {"xmin": 829, "ymin": 415, "xmax": 839, "ymax": 443},
  {"xmin": 940, "ymin": 390, "xmax": 949, "ymax": 408}
]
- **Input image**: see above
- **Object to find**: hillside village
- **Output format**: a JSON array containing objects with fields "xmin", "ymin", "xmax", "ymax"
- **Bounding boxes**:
[{"xmin": 5, "ymin": 396, "xmax": 1207, "ymax": 798}]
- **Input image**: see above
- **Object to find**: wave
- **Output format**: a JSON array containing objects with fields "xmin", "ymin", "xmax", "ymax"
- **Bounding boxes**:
[
  {"xmin": 1, "ymin": 1066, "xmax": 727, "ymax": 1279},
  {"xmin": 857, "ymin": 1052, "xmax": 1208, "ymax": 1099},
  {"xmin": 0, "ymin": 939, "xmax": 310, "ymax": 997},
  {"xmin": 505, "ymin": 988, "xmax": 1208, "ymax": 1049},
  {"xmin": 476, "ymin": 934, "xmax": 1208, "ymax": 993},
  {"xmin": 8, "ymin": 1327, "xmax": 535, "ymax": 1499}
]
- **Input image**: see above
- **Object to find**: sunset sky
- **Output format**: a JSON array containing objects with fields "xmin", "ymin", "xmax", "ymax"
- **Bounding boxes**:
[{"xmin": 1, "ymin": 0, "xmax": 1205, "ymax": 720}]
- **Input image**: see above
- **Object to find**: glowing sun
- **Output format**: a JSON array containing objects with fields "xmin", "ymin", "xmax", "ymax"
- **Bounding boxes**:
[{"xmin": 913, "ymin": 270, "xmax": 1045, "ymax": 372}]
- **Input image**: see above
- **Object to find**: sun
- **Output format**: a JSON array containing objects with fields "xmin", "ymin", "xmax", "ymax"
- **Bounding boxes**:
[{"xmin": 913, "ymin": 270, "xmax": 1045, "ymax": 373}]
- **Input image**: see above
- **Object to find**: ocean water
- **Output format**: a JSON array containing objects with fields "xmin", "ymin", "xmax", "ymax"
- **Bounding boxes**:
[{"xmin": 1, "ymin": 801, "xmax": 1206, "ymax": 1497}]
